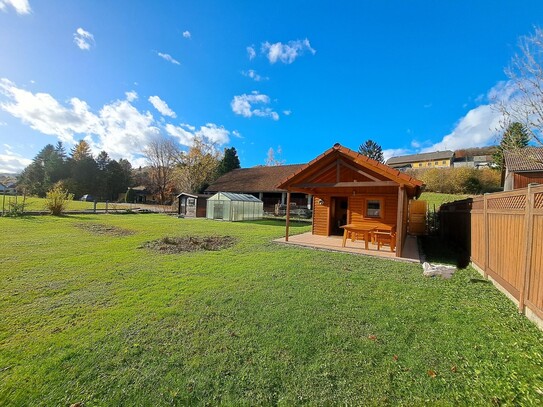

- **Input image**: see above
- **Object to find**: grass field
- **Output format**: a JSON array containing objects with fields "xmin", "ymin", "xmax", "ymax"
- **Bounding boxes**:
[
  {"xmin": 1, "ymin": 195, "xmax": 135, "ymax": 213},
  {"xmin": 419, "ymin": 192, "xmax": 469, "ymax": 211},
  {"xmin": 1, "ymin": 214, "xmax": 542, "ymax": 406}
]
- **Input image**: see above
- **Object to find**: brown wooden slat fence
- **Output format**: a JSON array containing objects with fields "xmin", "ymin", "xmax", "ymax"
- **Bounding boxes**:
[{"xmin": 440, "ymin": 184, "xmax": 543, "ymax": 329}]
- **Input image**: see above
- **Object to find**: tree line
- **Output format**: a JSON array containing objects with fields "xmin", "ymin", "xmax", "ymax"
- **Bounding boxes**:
[
  {"xmin": 18, "ymin": 140, "xmax": 133, "ymax": 200},
  {"xmin": 18, "ymin": 136, "xmax": 241, "ymax": 204}
]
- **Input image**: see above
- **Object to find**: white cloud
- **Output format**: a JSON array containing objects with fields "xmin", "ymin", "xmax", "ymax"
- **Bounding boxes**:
[
  {"xmin": 182, "ymin": 30, "xmax": 191, "ymax": 39},
  {"xmin": 383, "ymin": 148, "xmax": 410, "ymax": 163},
  {"xmin": 283, "ymin": 110, "xmax": 292, "ymax": 116},
  {"xmin": 0, "ymin": 150, "xmax": 31, "ymax": 173},
  {"xmin": 166, "ymin": 123, "xmax": 231, "ymax": 146},
  {"xmin": 148, "ymin": 95, "xmax": 176, "ymax": 118},
  {"xmin": 0, "ymin": 78, "xmax": 233, "ymax": 166},
  {"xmin": 261, "ymin": 38, "xmax": 316, "ymax": 64},
  {"xmin": 0, "ymin": 78, "xmax": 99, "ymax": 143},
  {"xmin": 73, "ymin": 27, "xmax": 95, "ymax": 51},
  {"xmin": 0, "ymin": 0, "xmax": 31, "ymax": 15},
  {"xmin": 165, "ymin": 123, "xmax": 194, "ymax": 145},
  {"xmin": 247, "ymin": 46, "xmax": 256, "ymax": 60},
  {"xmin": 231, "ymin": 91, "xmax": 279, "ymax": 120},
  {"xmin": 424, "ymin": 104, "xmax": 502, "ymax": 152},
  {"xmin": 125, "ymin": 91, "xmax": 138, "ymax": 102},
  {"xmin": 157, "ymin": 52, "xmax": 180, "ymax": 65},
  {"xmin": 242, "ymin": 69, "xmax": 268, "ymax": 82},
  {"xmin": 0, "ymin": 121, "xmax": 6, "ymax": 126},
  {"xmin": 196, "ymin": 123, "xmax": 230, "ymax": 145}
]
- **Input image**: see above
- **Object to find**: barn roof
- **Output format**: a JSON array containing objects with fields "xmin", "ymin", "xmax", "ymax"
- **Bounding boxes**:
[
  {"xmin": 504, "ymin": 147, "xmax": 543, "ymax": 172},
  {"xmin": 206, "ymin": 164, "xmax": 305, "ymax": 193},
  {"xmin": 277, "ymin": 143, "xmax": 424, "ymax": 196},
  {"xmin": 386, "ymin": 150, "xmax": 454, "ymax": 166}
]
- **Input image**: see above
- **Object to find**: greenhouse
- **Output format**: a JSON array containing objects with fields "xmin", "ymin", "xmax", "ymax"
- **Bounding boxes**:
[{"xmin": 206, "ymin": 192, "xmax": 263, "ymax": 221}]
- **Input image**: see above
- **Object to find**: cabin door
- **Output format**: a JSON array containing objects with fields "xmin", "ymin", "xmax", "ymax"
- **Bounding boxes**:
[{"xmin": 329, "ymin": 197, "xmax": 348, "ymax": 235}]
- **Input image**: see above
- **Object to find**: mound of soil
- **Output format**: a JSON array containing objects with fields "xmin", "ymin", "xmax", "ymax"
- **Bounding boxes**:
[
  {"xmin": 75, "ymin": 223, "xmax": 135, "ymax": 236},
  {"xmin": 140, "ymin": 235, "xmax": 236, "ymax": 254}
]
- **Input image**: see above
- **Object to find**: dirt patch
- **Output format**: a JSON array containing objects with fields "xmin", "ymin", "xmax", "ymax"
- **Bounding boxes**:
[
  {"xmin": 74, "ymin": 223, "xmax": 135, "ymax": 236},
  {"xmin": 140, "ymin": 235, "xmax": 236, "ymax": 254}
]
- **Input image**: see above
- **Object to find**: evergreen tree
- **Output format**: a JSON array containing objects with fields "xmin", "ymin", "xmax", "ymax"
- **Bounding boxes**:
[
  {"xmin": 358, "ymin": 140, "xmax": 384, "ymax": 163},
  {"xmin": 216, "ymin": 147, "xmax": 241, "ymax": 177},
  {"xmin": 71, "ymin": 140, "xmax": 93, "ymax": 161},
  {"xmin": 96, "ymin": 151, "xmax": 111, "ymax": 171},
  {"xmin": 19, "ymin": 144, "xmax": 67, "ymax": 196},
  {"xmin": 493, "ymin": 122, "xmax": 530, "ymax": 170}
]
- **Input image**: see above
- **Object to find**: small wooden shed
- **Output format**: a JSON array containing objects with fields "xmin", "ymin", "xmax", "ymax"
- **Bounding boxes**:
[
  {"xmin": 177, "ymin": 193, "xmax": 208, "ymax": 217},
  {"xmin": 206, "ymin": 192, "xmax": 264, "ymax": 221},
  {"xmin": 277, "ymin": 143, "xmax": 424, "ymax": 257}
]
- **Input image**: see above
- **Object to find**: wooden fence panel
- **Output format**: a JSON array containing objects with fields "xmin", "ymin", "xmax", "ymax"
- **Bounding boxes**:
[
  {"xmin": 440, "ymin": 184, "xmax": 543, "ymax": 329},
  {"xmin": 470, "ymin": 198, "xmax": 484, "ymax": 269}
]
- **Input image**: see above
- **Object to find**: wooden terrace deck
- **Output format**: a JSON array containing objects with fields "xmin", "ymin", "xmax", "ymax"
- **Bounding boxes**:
[{"xmin": 274, "ymin": 232, "xmax": 421, "ymax": 263}]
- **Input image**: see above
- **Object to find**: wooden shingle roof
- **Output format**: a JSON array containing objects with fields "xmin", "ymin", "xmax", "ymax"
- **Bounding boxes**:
[
  {"xmin": 504, "ymin": 147, "xmax": 543, "ymax": 172},
  {"xmin": 205, "ymin": 164, "xmax": 305, "ymax": 193}
]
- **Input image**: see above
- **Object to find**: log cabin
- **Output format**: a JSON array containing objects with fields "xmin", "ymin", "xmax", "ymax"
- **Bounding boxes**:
[{"xmin": 277, "ymin": 143, "xmax": 425, "ymax": 257}]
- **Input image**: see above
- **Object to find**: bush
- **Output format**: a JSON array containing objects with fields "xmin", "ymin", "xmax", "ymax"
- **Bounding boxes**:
[
  {"xmin": 408, "ymin": 167, "xmax": 501, "ymax": 194},
  {"xmin": 5, "ymin": 201, "xmax": 26, "ymax": 217},
  {"xmin": 45, "ymin": 182, "xmax": 74, "ymax": 216}
]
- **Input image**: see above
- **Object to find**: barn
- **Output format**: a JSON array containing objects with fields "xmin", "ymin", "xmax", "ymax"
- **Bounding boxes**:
[{"xmin": 277, "ymin": 144, "xmax": 424, "ymax": 257}]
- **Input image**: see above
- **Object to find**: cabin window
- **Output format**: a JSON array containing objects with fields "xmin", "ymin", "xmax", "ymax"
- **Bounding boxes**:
[
  {"xmin": 442, "ymin": 160, "xmax": 446, "ymax": 164},
  {"xmin": 435, "ymin": 161, "xmax": 439, "ymax": 165},
  {"xmin": 366, "ymin": 199, "xmax": 382, "ymax": 218},
  {"xmin": 187, "ymin": 198, "xmax": 196, "ymax": 207}
]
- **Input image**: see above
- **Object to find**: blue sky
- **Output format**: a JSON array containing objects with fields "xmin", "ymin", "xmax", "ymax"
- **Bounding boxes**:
[{"xmin": 1, "ymin": 0, "xmax": 543, "ymax": 173}]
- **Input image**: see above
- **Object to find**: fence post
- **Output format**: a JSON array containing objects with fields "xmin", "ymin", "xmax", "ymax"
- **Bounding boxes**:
[
  {"xmin": 483, "ymin": 193, "xmax": 489, "ymax": 278},
  {"xmin": 519, "ymin": 185, "xmax": 534, "ymax": 314}
]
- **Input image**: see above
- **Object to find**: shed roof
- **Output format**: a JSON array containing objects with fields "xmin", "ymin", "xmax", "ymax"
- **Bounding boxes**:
[
  {"xmin": 504, "ymin": 147, "xmax": 543, "ymax": 172},
  {"xmin": 211, "ymin": 192, "xmax": 263, "ymax": 202},
  {"xmin": 176, "ymin": 192, "xmax": 210, "ymax": 199},
  {"xmin": 206, "ymin": 164, "xmax": 305, "ymax": 193},
  {"xmin": 386, "ymin": 150, "xmax": 454, "ymax": 165}
]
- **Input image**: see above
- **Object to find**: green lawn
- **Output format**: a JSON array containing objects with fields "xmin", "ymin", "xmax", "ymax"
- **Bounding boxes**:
[
  {"xmin": 1, "ymin": 195, "xmax": 132, "ymax": 213},
  {"xmin": 1, "ymin": 215, "xmax": 542, "ymax": 406},
  {"xmin": 419, "ymin": 192, "xmax": 469, "ymax": 211}
]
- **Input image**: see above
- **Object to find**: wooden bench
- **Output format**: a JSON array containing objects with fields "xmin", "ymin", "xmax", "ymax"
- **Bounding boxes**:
[{"xmin": 372, "ymin": 225, "xmax": 397, "ymax": 251}]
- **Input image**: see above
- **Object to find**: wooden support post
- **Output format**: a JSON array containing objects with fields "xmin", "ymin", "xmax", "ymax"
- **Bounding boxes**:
[
  {"xmin": 285, "ymin": 191, "xmax": 291, "ymax": 242},
  {"xmin": 395, "ymin": 186, "xmax": 405, "ymax": 257},
  {"xmin": 519, "ymin": 184, "xmax": 534, "ymax": 313}
]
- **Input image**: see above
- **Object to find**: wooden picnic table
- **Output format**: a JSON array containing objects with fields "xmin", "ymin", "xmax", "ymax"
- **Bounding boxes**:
[{"xmin": 340, "ymin": 224, "xmax": 376, "ymax": 250}]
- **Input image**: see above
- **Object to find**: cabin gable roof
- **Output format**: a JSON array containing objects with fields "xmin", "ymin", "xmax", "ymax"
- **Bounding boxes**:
[{"xmin": 277, "ymin": 143, "xmax": 424, "ymax": 195}]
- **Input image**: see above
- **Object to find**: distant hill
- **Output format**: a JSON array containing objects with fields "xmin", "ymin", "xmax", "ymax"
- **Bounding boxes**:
[
  {"xmin": 454, "ymin": 146, "xmax": 497, "ymax": 158},
  {"xmin": 0, "ymin": 174, "xmax": 18, "ymax": 184}
]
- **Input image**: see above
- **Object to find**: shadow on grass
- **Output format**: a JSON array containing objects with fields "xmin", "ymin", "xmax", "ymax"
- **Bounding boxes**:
[
  {"xmin": 420, "ymin": 235, "xmax": 470, "ymax": 269},
  {"xmin": 247, "ymin": 219, "xmax": 311, "ymax": 228}
]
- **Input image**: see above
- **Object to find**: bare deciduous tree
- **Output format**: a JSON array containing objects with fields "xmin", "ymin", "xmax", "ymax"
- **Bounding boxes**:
[
  {"xmin": 143, "ymin": 136, "xmax": 180, "ymax": 204},
  {"xmin": 496, "ymin": 27, "xmax": 543, "ymax": 146},
  {"xmin": 265, "ymin": 146, "xmax": 285, "ymax": 166}
]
